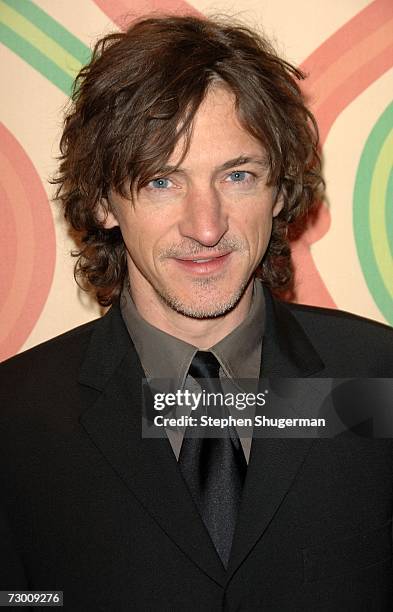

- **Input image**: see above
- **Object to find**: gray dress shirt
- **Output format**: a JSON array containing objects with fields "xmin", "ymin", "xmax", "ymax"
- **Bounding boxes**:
[{"xmin": 120, "ymin": 280, "xmax": 265, "ymax": 463}]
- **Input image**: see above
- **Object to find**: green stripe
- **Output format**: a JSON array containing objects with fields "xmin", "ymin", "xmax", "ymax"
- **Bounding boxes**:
[
  {"xmin": 1, "ymin": 0, "xmax": 87, "ymax": 77},
  {"xmin": 385, "ymin": 168, "xmax": 393, "ymax": 261},
  {"xmin": 0, "ymin": 22, "xmax": 74, "ymax": 95},
  {"xmin": 2, "ymin": 0, "xmax": 90, "ymax": 64},
  {"xmin": 353, "ymin": 102, "xmax": 393, "ymax": 326},
  {"xmin": 369, "ymin": 130, "xmax": 393, "ymax": 297}
]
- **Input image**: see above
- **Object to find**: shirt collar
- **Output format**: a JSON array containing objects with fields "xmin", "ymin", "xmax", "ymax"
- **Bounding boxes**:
[
  {"xmin": 120, "ymin": 279, "xmax": 265, "ymax": 388},
  {"xmin": 212, "ymin": 279, "xmax": 264, "ymax": 379}
]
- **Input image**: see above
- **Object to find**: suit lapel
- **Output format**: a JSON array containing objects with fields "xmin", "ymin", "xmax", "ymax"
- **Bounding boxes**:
[
  {"xmin": 78, "ymin": 306, "xmax": 226, "ymax": 586},
  {"xmin": 77, "ymin": 287, "xmax": 325, "ymax": 585},
  {"xmin": 226, "ymin": 288, "xmax": 325, "ymax": 580}
]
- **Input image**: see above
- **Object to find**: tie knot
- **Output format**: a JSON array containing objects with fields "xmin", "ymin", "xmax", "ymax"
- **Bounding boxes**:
[{"xmin": 189, "ymin": 351, "xmax": 220, "ymax": 379}]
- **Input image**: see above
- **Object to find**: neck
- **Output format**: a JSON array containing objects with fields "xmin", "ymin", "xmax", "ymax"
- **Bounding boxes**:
[{"xmin": 129, "ymin": 278, "xmax": 254, "ymax": 349}]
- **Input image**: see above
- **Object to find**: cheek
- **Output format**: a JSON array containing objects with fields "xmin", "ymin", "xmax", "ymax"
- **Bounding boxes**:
[
  {"xmin": 118, "ymin": 210, "xmax": 154, "ymax": 253},
  {"xmin": 119, "ymin": 220, "xmax": 149, "ymax": 271},
  {"xmin": 128, "ymin": 216, "xmax": 176, "ymax": 271},
  {"xmin": 239, "ymin": 210, "xmax": 273, "ymax": 252}
]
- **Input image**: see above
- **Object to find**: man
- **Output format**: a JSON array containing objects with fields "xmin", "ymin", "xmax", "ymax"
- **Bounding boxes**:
[{"xmin": 1, "ymin": 14, "xmax": 392, "ymax": 612}]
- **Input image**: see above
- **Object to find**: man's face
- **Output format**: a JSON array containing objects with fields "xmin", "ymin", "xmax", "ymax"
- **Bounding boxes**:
[{"xmin": 106, "ymin": 86, "xmax": 283, "ymax": 318}]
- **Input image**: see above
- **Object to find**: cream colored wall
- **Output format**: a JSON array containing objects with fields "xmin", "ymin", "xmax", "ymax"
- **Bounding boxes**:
[{"xmin": 1, "ymin": 0, "xmax": 392, "ymax": 361}]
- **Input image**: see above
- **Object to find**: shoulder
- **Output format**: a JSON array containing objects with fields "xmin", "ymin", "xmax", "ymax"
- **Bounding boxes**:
[
  {"xmin": 286, "ymin": 299, "xmax": 393, "ymax": 338},
  {"xmin": 0, "ymin": 304, "xmax": 135, "ymax": 435},
  {"xmin": 0, "ymin": 316, "xmax": 103, "ymax": 414},
  {"xmin": 0, "ymin": 317, "xmax": 98, "ymax": 378},
  {"xmin": 283, "ymin": 300, "xmax": 393, "ymax": 374},
  {"xmin": 0, "ymin": 302, "xmax": 133, "ymax": 407}
]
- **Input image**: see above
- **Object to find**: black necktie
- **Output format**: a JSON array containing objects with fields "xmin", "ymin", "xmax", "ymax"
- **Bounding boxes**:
[{"xmin": 178, "ymin": 351, "xmax": 247, "ymax": 568}]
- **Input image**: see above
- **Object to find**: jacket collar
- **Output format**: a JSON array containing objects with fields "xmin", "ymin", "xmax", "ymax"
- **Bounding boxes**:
[
  {"xmin": 78, "ymin": 287, "xmax": 325, "ymax": 585},
  {"xmin": 78, "ymin": 285, "xmax": 323, "ymax": 389},
  {"xmin": 260, "ymin": 284, "xmax": 324, "ymax": 377}
]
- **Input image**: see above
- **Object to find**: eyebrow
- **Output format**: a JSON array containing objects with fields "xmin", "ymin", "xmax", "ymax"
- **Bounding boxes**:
[{"xmin": 156, "ymin": 155, "xmax": 269, "ymax": 176}]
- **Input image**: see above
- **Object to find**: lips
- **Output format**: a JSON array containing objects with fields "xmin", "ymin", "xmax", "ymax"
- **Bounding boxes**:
[{"xmin": 173, "ymin": 252, "xmax": 232, "ymax": 274}]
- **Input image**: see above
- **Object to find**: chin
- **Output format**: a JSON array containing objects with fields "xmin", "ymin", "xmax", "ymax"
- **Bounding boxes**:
[{"xmin": 157, "ymin": 279, "xmax": 249, "ymax": 319}]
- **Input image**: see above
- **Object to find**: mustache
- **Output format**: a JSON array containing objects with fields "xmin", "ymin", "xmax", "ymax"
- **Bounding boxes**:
[{"xmin": 158, "ymin": 237, "xmax": 246, "ymax": 259}]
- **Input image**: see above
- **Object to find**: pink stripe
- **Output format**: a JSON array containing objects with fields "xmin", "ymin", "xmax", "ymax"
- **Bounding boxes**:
[
  {"xmin": 314, "ymin": 45, "xmax": 393, "ymax": 143},
  {"xmin": 304, "ymin": 19, "xmax": 393, "ymax": 143},
  {"xmin": 302, "ymin": 0, "xmax": 392, "ymax": 84},
  {"xmin": 292, "ymin": 0, "xmax": 393, "ymax": 308},
  {"xmin": 0, "ymin": 184, "xmax": 17, "ymax": 313},
  {"xmin": 0, "ymin": 124, "xmax": 56, "ymax": 361},
  {"xmin": 94, "ymin": 0, "xmax": 199, "ymax": 28}
]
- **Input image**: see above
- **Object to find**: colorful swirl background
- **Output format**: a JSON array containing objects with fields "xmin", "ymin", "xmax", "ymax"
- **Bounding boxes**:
[{"xmin": 0, "ymin": 0, "xmax": 392, "ymax": 360}]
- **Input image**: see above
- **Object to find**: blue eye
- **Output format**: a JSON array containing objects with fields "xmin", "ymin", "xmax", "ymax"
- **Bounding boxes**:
[
  {"xmin": 149, "ymin": 178, "xmax": 171, "ymax": 189},
  {"xmin": 228, "ymin": 171, "xmax": 247, "ymax": 182}
]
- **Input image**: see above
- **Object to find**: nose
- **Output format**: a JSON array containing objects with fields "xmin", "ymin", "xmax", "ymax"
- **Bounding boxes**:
[{"xmin": 178, "ymin": 185, "xmax": 228, "ymax": 247}]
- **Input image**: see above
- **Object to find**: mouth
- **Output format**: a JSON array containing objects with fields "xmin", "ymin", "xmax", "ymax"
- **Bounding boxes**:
[{"xmin": 172, "ymin": 252, "xmax": 232, "ymax": 274}]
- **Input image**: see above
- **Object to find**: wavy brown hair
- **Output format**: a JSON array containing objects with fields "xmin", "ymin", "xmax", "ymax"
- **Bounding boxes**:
[{"xmin": 54, "ymin": 14, "xmax": 324, "ymax": 306}]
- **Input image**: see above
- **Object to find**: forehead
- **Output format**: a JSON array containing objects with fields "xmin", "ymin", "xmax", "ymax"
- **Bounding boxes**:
[{"xmin": 168, "ymin": 85, "xmax": 265, "ymax": 168}]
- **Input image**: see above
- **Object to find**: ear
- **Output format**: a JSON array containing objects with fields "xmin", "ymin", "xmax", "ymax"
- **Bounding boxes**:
[
  {"xmin": 272, "ymin": 193, "xmax": 284, "ymax": 218},
  {"xmin": 96, "ymin": 199, "xmax": 119, "ymax": 229}
]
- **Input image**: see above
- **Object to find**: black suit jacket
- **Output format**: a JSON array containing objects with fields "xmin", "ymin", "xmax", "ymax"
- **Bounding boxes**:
[{"xmin": 1, "ymin": 288, "xmax": 393, "ymax": 611}]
